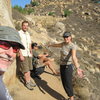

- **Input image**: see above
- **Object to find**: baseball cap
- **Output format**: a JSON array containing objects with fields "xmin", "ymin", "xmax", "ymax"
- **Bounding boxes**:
[
  {"xmin": 0, "ymin": 26, "xmax": 25, "ymax": 49},
  {"xmin": 63, "ymin": 32, "xmax": 71, "ymax": 38}
]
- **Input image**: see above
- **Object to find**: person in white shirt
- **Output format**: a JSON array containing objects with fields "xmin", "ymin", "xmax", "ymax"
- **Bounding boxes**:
[{"xmin": 18, "ymin": 21, "xmax": 36, "ymax": 90}]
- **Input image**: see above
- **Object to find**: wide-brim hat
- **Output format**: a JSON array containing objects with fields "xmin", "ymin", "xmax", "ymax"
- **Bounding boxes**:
[{"xmin": 0, "ymin": 26, "xmax": 25, "ymax": 49}]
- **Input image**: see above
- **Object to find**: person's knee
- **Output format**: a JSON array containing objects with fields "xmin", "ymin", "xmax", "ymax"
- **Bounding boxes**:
[
  {"xmin": 49, "ymin": 58, "xmax": 54, "ymax": 62},
  {"xmin": 46, "ymin": 61, "xmax": 51, "ymax": 65},
  {"xmin": 24, "ymin": 71, "xmax": 30, "ymax": 75}
]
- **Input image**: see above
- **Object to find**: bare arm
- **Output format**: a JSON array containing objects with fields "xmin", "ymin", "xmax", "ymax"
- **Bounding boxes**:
[
  {"xmin": 72, "ymin": 49, "xmax": 84, "ymax": 78},
  {"xmin": 72, "ymin": 49, "xmax": 80, "ymax": 68},
  {"xmin": 30, "ymin": 43, "xmax": 32, "ymax": 55},
  {"xmin": 48, "ymin": 42, "xmax": 63, "ymax": 48},
  {"xmin": 19, "ymin": 50, "xmax": 25, "ymax": 61},
  {"xmin": 38, "ymin": 53, "xmax": 49, "ymax": 59}
]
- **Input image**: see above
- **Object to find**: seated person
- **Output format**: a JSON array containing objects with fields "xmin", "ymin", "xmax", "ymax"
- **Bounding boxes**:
[{"xmin": 31, "ymin": 43, "xmax": 58, "ymax": 79}]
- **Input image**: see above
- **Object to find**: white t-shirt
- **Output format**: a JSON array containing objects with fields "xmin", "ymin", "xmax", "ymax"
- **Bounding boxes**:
[{"xmin": 18, "ymin": 30, "xmax": 32, "ymax": 57}]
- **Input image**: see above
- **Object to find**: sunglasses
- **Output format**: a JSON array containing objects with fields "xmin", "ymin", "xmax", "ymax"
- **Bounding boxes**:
[{"xmin": 0, "ymin": 41, "xmax": 20, "ymax": 53}]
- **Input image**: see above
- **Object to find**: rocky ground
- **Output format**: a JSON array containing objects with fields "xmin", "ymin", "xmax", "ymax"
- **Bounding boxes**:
[{"xmin": 12, "ymin": 0, "xmax": 100, "ymax": 100}]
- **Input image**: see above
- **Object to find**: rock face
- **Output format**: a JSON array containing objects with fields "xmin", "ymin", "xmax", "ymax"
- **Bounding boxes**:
[
  {"xmin": 0, "ymin": 0, "xmax": 16, "ymax": 85},
  {"xmin": 0, "ymin": 0, "xmax": 13, "ymax": 27}
]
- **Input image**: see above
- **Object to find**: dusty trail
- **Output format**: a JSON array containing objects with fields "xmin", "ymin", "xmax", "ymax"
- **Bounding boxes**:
[{"xmin": 10, "ymin": 67, "xmax": 68, "ymax": 100}]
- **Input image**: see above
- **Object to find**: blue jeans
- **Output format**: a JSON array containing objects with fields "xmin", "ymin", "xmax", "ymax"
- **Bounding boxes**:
[{"xmin": 60, "ymin": 64, "xmax": 74, "ymax": 97}]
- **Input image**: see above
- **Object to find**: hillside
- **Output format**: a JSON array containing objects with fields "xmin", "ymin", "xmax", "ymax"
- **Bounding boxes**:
[{"xmin": 11, "ymin": 0, "xmax": 100, "ymax": 100}]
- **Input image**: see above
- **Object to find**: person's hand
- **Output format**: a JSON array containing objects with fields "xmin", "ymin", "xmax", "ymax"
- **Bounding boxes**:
[
  {"xmin": 20, "ymin": 55, "xmax": 25, "ymax": 61},
  {"xmin": 76, "ymin": 68, "xmax": 84, "ymax": 78},
  {"xmin": 30, "ymin": 50, "xmax": 32, "ymax": 54}
]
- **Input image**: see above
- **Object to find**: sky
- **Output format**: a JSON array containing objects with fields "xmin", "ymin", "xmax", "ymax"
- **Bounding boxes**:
[{"xmin": 11, "ymin": 0, "xmax": 31, "ymax": 8}]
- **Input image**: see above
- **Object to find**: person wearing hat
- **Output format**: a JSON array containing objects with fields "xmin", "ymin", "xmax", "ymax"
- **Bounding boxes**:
[
  {"xmin": 17, "ymin": 21, "xmax": 36, "ymax": 90},
  {"xmin": 48, "ymin": 31, "xmax": 84, "ymax": 100},
  {"xmin": 0, "ymin": 26, "xmax": 25, "ymax": 100}
]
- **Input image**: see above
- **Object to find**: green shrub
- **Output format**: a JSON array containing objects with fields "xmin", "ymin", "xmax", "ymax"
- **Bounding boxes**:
[
  {"xmin": 13, "ymin": 5, "xmax": 22, "ymax": 11},
  {"xmin": 26, "ymin": 8, "xmax": 34, "ymax": 14},
  {"xmin": 31, "ymin": 1, "xmax": 39, "ymax": 6},
  {"xmin": 13, "ymin": 5, "xmax": 26, "ymax": 14},
  {"xmin": 48, "ymin": 12, "xmax": 55, "ymax": 16},
  {"xmin": 63, "ymin": 9, "xmax": 72, "ymax": 17},
  {"xmin": 13, "ymin": 5, "xmax": 34, "ymax": 15}
]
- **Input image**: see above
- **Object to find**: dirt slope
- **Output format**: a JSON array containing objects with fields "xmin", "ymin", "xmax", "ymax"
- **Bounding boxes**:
[{"xmin": 10, "ymin": 67, "xmax": 68, "ymax": 100}]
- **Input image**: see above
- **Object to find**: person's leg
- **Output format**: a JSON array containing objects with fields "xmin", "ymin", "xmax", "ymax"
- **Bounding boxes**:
[
  {"xmin": 35, "ymin": 66, "xmax": 45, "ymax": 75},
  {"xmin": 22, "ymin": 57, "xmax": 31, "ymax": 83},
  {"xmin": 28, "ymin": 57, "xmax": 33, "ymax": 71},
  {"xmin": 60, "ymin": 64, "xmax": 74, "ymax": 100},
  {"xmin": 44, "ymin": 61, "xmax": 58, "ymax": 75},
  {"xmin": 41, "ymin": 56, "xmax": 54, "ymax": 62},
  {"xmin": 31, "ymin": 66, "xmax": 45, "ymax": 80},
  {"xmin": 39, "ymin": 56, "xmax": 58, "ymax": 75},
  {"xmin": 19, "ymin": 57, "xmax": 36, "ymax": 90},
  {"xmin": 24, "ymin": 71, "xmax": 31, "ymax": 82},
  {"xmin": 70, "ymin": 96, "xmax": 74, "ymax": 100},
  {"xmin": 28, "ymin": 57, "xmax": 36, "ymax": 86}
]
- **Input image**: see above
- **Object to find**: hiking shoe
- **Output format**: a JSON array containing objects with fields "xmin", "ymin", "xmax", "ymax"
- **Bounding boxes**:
[
  {"xmin": 29, "ymin": 81, "xmax": 36, "ymax": 87},
  {"xmin": 25, "ymin": 82, "xmax": 34, "ymax": 90}
]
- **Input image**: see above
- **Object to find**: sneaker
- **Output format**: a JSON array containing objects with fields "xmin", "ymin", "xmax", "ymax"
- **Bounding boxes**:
[
  {"xmin": 25, "ymin": 82, "xmax": 34, "ymax": 90},
  {"xmin": 29, "ymin": 81, "xmax": 36, "ymax": 87}
]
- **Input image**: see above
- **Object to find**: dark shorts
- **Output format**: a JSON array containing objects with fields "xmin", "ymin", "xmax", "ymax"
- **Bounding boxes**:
[
  {"xmin": 17, "ymin": 57, "xmax": 32, "ymax": 73},
  {"xmin": 31, "ymin": 66, "xmax": 45, "ymax": 77}
]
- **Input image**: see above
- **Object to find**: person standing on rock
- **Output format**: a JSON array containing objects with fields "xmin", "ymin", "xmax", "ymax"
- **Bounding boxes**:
[
  {"xmin": 0, "ymin": 26, "xmax": 25, "ymax": 100},
  {"xmin": 17, "ymin": 21, "xmax": 36, "ymax": 90},
  {"xmin": 48, "ymin": 31, "xmax": 84, "ymax": 100}
]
